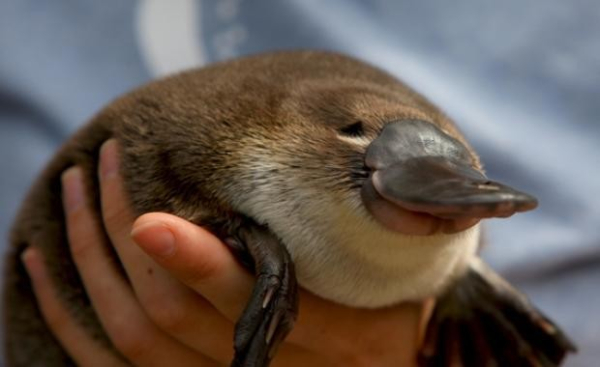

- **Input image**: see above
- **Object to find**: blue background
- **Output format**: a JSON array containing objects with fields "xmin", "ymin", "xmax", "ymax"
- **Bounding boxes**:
[{"xmin": 1, "ymin": 1, "xmax": 598, "ymax": 365}]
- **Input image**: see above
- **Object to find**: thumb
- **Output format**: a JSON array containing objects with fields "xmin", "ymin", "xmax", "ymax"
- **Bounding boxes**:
[{"xmin": 131, "ymin": 212, "xmax": 255, "ymax": 322}]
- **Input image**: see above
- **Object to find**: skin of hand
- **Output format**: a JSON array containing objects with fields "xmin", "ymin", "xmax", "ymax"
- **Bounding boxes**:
[{"xmin": 21, "ymin": 139, "xmax": 431, "ymax": 367}]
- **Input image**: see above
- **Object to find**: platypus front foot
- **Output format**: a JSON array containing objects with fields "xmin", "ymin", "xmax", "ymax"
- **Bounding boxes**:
[{"xmin": 227, "ymin": 224, "xmax": 299, "ymax": 367}]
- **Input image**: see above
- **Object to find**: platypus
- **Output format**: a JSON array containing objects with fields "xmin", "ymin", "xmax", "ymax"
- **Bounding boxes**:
[{"xmin": 3, "ymin": 51, "xmax": 575, "ymax": 366}]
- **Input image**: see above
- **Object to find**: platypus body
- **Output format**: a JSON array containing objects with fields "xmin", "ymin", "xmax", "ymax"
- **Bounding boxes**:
[{"xmin": 3, "ymin": 51, "xmax": 575, "ymax": 366}]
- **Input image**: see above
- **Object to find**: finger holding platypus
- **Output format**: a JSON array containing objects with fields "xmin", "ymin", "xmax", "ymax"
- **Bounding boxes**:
[{"xmin": 23, "ymin": 139, "xmax": 427, "ymax": 367}]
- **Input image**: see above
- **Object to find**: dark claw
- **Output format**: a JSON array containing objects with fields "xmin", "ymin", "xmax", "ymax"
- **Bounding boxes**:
[{"xmin": 229, "ymin": 224, "xmax": 299, "ymax": 367}]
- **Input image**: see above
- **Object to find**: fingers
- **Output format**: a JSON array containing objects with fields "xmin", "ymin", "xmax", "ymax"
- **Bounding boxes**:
[
  {"xmin": 97, "ymin": 140, "xmax": 155, "ymax": 288},
  {"xmin": 97, "ymin": 140, "xmax": 236, "ymax": 362},
  {"xmin": 130, "ymin": 214, "xmax": 332, "ymax": 367},
  {"xmin": 131, "ymin": 213, "xmax": 425, "ymax": 364},
  {"xmin": 22, "ymin": 247, "xmax": 129, "ymax": 367},
  {"xmin": 61, "ymin": 166, "xmax": 219, "ymax": 367},
  {"xmin": 66, "ymin": 142, "xmax": 325, "ymax": 366},
  {"xmin": 131, "ymin": 213, "xmax": 255, "ymax": 321}
]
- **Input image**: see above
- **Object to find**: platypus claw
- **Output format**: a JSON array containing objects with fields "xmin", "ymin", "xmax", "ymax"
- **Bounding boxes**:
[{"xmin": 228, "ymin": 223, "xmax": 299, "ymax": 367}]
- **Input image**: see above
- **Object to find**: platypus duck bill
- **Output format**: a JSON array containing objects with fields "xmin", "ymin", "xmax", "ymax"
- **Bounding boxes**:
[{"xmin": 361, "ymin": 120, "xmax": 538, "ymax": 235}]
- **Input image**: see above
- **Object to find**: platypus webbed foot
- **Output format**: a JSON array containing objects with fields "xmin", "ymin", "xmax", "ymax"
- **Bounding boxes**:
[
  {"xmin": 418, "ymin": 259, "xmax": 576, "ymax": 367},
  {"xmin": 227, "ymin": 224, "xmax": 299, "ymax": 367}
]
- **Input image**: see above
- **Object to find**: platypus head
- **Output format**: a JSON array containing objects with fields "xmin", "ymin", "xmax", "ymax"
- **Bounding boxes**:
[{"xmin": 227, "ymin": 80, "xmax": 537, "ymax": 240}]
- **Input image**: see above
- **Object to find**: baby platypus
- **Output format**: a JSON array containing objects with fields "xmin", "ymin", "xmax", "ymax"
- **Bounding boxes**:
[{"xmin": 3, "ymin": 51, "xmax": 575, "ymax": 366}]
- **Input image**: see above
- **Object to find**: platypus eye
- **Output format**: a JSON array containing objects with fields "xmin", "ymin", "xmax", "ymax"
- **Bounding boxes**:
[{"xmin": 339, "ymin": 121, "xmax": 365, "ymax": 138}]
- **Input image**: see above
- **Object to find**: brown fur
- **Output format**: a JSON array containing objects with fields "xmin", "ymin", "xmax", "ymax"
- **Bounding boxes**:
[{"xmin": 2, "ymin": 51, "xmax": 479, "ymax": 365}]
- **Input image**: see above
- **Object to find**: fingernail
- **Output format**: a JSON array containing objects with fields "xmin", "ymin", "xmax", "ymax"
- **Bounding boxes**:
[
  {"xmin": 131, "ymin": 222, "xmax": 176, "ymax": 258},
  {"xmin": 21, "ymin": 247, "xmax": 42, "ymax": 280},
  {"xmin": 99, "ymin": 139, "xmax": 119, "ymax": 179},
  {"xmin": 61, "ymin": 167, "xmax": 84, "ymax": 212}
]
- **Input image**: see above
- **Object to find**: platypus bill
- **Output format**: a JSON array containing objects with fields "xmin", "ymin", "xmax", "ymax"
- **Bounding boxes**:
[{"xmin": 3, "ymin": 51, "xmax": 576, "ymax": 366}]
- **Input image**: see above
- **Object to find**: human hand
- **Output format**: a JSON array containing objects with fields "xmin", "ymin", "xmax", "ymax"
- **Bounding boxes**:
[{"xmin": 22, "ymin": 139, "xmax": 430, "ymax": 366}]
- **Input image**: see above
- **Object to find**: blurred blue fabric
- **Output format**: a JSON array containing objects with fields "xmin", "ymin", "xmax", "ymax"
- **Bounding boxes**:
[{"xmin": 1, "ymin": 1, "xmax": 598, "ymax": 365}]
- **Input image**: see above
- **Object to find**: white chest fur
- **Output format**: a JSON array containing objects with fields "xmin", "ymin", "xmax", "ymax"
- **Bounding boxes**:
[
  {"xmin": 285, "ymin": 208, "xmax": 480, "ymax": 308},
  {"xmin": 237, "ymin": 180, "xmax": 481, "ymax": 308}
]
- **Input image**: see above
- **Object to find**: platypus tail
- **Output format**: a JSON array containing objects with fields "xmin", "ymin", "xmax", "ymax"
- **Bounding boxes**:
[{"xmin": 418, "ymin": 259, "xmax": 576, "ymax": 367}]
